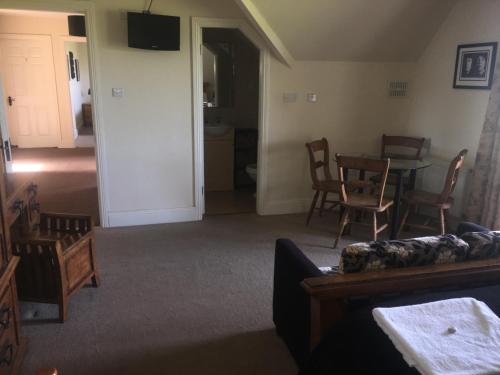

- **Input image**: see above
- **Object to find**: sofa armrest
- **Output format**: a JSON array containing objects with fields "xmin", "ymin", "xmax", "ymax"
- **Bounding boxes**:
[{"xmin": 273, "ymin": 239, "xmax": 323, "ymax": 368}]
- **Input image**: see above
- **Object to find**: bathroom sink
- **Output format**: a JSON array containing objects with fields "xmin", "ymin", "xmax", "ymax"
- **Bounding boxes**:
[{"xmin": 204, "ymin": 125, "xmax": 232, "ymax": 137}]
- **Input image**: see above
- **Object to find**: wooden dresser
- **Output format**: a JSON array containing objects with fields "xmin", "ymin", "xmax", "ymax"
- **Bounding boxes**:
[{"xmin": 0, "ymin": 162, "xmax": 33, "ymax": 374}]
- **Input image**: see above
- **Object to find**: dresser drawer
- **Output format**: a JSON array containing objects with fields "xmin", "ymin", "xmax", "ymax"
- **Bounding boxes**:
[
  {"xmin": 0, "ymin": 321, "xmax": 18, "ymax": 375},
  {"xmin": 0, "ymin": 288, "xmax": 14, "ymax": 343},
  {"xmin": 6, "ymin": 183, "xmax": 38, "ymax": 229}
]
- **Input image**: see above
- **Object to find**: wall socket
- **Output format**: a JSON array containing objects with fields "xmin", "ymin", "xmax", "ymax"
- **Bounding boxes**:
[
  {"xmin": 307, "ymin": 93, "xmax": 317, "ymax": 103},
  {"xmin": 283, "ymin": 92, "xmax": 297, "ymax": 103},
  {"xmin": 112, "ymin": 88, "xmax": 124, "ymax": 97}
]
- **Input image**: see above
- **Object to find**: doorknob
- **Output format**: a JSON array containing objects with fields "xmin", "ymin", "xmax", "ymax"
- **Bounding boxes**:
[{"xmin": 7, "ymin": 96, "xmax": 15, "ymax": 106}]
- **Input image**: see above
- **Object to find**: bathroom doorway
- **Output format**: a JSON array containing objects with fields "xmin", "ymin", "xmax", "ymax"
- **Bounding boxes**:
[{"xmin": 202, "ymin": 27, "xmax": 259, "ymax": 215}]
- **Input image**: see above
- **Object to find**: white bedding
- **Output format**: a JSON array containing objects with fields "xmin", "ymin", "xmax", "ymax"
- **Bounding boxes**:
[{"xmin": 373, "ymin": 298, "xmax": 500, "ymax": 375}]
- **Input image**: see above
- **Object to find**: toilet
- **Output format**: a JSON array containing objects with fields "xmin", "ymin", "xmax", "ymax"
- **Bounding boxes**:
[{"xmin": 245, "ymin": 163, "xmax": 257, "ymax": 182}]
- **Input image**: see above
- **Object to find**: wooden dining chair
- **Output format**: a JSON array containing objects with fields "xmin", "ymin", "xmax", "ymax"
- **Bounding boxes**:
[
  {"xmin": 398, "ymin": 149, "xmax": 468, "ymax": 236},
  {"xmin": 334, "ymin": 154, "xmax": 394, "ymax": 248},
  {"xmin": 305, "ymin": 138, "xmax": 341, "ymax": 225},
  {"xmin": 371, "ymin": 134, "xmax": 426, "ymax": 190}
]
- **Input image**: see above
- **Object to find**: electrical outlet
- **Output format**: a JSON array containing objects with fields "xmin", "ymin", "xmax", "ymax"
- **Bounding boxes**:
[
  {"xmin": 112, "ymin": 88, "xmax": 124, "ymax": 97},
  {"xmin": 307, "ymin": 93, "xmax": 317, "ymax": 103},
  {"xmin": 283, "ymin": 92, "xmax": 297, "ymax": 103}
]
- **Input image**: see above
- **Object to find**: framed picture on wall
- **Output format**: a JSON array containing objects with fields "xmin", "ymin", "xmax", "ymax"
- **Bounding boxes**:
[
  {"xmin": 68, "ymin": 51, "xmax": 76, "ymax": 80},
  {"xmin": 453, "ymin": 42, "xmax": 497, "ymax": 89},
  {"xmin": 75, "ymin": 59, "xmax": 80, "ymax": 81}
]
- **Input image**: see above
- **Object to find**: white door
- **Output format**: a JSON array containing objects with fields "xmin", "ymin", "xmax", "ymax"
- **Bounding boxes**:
[{"xmin": 0, "ymin": 34, "xmax": 61, "ymax": 148}]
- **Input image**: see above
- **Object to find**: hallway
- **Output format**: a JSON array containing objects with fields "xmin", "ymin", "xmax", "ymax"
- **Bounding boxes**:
[{"xmin": 12, "ymin": 147, "xmax": 99, "ymax": 225}]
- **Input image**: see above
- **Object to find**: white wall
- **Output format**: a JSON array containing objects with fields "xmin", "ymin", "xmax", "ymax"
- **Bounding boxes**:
[
  {"xmin": 65, "ymin": 40, "xmax": 91, "ymax": 138},
  {"xmin": 0, "ymin": 12, "xmax": 76, "ymax": 147},
  {"xmin": 262, "ymin": 59, "xmax": 415, "ymax": 214},
  {"xmin": 91, "ymin": 0, "xmax": 245, "ymax": 226},
  {"xmin": 406, "ymin": 0, "xmax": 500, "ymax": 216}
]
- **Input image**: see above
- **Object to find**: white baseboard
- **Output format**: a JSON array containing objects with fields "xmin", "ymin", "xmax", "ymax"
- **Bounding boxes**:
[
  {"xmin": 260, "ymin": 198, "xmax": 309, "ymax": 215},
  {"xmin": 108, "ymin": 207, "xmax": 199, "ymax": 227}
]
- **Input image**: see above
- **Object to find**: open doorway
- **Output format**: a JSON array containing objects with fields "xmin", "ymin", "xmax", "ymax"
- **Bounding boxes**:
[
  {"xmin": 202, "ymin": 28, "xmax": 259, "ymax": 216},
  {"xmin": 0, "ymin": 9, "xmax": 100, "ymax": 224}
]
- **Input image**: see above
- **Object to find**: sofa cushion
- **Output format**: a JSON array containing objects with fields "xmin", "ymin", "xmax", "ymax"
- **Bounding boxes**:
[
  {"xmin": 460, "ymin": 231, "xmax": 500, "ymax": 260},
  {"xmin": 339, "ymin": 235, "xmax": 470, "ymax": 274}
]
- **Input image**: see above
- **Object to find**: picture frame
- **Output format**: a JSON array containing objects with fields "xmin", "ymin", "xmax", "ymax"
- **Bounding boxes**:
[
  {"xmin": 68, "ymin": 51, "xmax": 76, "ymax": 80},
  {"xmin": 75, "ymin": 59, "xmax": 80, "ymax": 81},
  {"xmin": 453, "ymin": 42, "xmax": 497, "ymax": 89}
]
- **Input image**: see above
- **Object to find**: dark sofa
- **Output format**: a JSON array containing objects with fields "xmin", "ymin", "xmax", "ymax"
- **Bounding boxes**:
[{"xmin": 272, "ymin": 222, "xmax": 491, "ymax": 368}]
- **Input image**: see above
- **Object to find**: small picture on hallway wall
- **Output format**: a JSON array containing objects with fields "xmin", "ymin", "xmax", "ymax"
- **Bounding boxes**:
[{"xmin": 453, "ymin": 42, "xmax": 497, "ymax": 89}]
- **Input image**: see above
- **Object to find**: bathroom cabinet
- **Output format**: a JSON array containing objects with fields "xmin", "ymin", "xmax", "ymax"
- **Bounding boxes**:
[{"xmin": 204, "ymin": 128, "xmax": 234, "ymax": 191}]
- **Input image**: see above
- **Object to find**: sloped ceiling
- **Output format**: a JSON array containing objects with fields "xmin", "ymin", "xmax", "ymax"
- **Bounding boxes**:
[{"xmin": 250, "ymin": 0, "xmax": 457, "ymax": 62}]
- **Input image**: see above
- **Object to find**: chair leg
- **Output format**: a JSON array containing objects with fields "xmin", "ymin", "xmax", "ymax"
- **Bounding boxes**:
[
  {"xmin": 439, "ymin": 209, "xmax": 446, "ymax": 235},
  {"xmin": 372, "ymin": 212, "xmax": 378, "ymax": 242},
  {"xmin": 334, "ymin": 209, "xmax": 350, "ymax": 249},
  {"xmin": 306, "ymin": 190, "xmax": 320, "ymax": 225},
  {"xmin": 58, "ymin": 296, "xmax": 68, "ymax": 323},
  {"xmin": 398, "ymin": 203, "xmax": 411, "ymax": 239},
  {"xmin": 319, "ymin": 191, "xmax": 328, "ymax": 217}
]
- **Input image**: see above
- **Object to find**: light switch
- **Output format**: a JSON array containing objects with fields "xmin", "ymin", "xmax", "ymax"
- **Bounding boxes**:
[
  {"xmin": 307, "ymin": 93, "xmax": 317, "ymax": 103},
  {"xmin": 112, "ymin": 88, "xmax": 124, "ymax": 97},
  {"xmin": 283, "ymin": 92, "xmax": 297, "ymax": 103}
]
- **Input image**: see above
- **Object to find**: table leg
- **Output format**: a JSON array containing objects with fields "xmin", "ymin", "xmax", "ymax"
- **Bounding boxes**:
[
  {"xmin": 408, "ymin": 169, "xmax": 417, "ymax": 191},
  {"xmin": 355, "ymin": 170, "xmax": 365, "ymax": 222},
  {"xmin": 390, "ymin": 171, "xmax": 403, "ymax": 240}
]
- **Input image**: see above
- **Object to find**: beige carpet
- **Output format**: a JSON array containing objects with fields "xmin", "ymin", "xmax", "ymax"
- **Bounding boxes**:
[
  {"xmin": 17, "ymin": 211, "xmax": 382, "ymax": 375},
  {"xmin": 12, "ymin": 148, "xmax": 100, "ymax": 225}
]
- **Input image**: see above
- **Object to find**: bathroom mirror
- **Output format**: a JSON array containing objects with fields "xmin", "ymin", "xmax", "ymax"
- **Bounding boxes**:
[
  {"xmin": 202, "ymin": 46, "xmax": 217, "ymax": 107},
  {"xmin": 202, "ymin": 42, "xmax": 234, "ymax": 108}
]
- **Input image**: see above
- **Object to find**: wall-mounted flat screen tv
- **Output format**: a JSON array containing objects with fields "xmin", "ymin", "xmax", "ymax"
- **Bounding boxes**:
[{"xmin": 127, "ymin": 12, "xmax": 180, "ymax": 51}]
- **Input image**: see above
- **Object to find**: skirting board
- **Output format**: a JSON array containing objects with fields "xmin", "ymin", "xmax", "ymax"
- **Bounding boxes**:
[
  {"xmin": 108, "ymin": 207, "xmax": 198, "ymax": 227},
  {"xmin": 260, "ymin": 198, "xmax": 310, "ymax": 215}
]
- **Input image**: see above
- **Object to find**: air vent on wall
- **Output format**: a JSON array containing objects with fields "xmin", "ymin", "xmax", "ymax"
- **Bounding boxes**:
[{"xmin": 388, "ymin": 81, "xmax": 409, "ymax": 98}]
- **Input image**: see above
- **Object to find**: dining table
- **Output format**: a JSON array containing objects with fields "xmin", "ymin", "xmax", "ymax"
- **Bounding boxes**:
[{"xmin": 337, "ymin": 154, "xmax": 432, "ymax": 240}]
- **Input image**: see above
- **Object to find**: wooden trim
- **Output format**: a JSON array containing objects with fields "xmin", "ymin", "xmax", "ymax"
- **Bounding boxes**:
[{"xmin": 302, "ymin": 259, "xmax": 500, "ymax": 349}]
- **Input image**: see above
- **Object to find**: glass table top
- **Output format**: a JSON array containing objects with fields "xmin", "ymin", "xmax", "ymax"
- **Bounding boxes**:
[{"xmin": 337, "ymin": 153, "xmax": 432, "ymax": 171}]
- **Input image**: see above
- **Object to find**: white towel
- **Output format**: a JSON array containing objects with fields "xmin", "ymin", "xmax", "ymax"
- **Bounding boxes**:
[{"xmin": 373, "ymin": 298, "xmax": 500, "ymax": 375}]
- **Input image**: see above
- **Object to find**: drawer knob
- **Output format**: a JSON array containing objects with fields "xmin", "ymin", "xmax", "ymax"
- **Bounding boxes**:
[
  {"xmin": 11, "ymin": 199, "xmax": 23, "ymax": 213},
  {"xmin": 0, "ymin": 342, "xmax": 12, "ymax": 367}
]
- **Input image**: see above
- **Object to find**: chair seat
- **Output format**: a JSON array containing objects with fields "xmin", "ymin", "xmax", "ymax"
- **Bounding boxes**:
[
  {"xmin": 403, "ymin": 190, "xmax": 453, "ymax": 209},
  {"xmin": 18, "ymin": 230, "xmax": 88, "ymax": 252},
  {"xmin": 313, "ymin": 179, "xmax": 340, "ymax": 192},
  {"xmin": 340, "ymin": 193, "xmax": 394, "ymax": 212}
]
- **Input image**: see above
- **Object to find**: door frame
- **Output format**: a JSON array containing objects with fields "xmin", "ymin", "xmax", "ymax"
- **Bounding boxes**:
[
  {"xmin": 191, "ymin": 17, "xmax": 270, "ymax": 219},
  {"xmin": 0, "ymin": 0, "xmax": 110, "ymax": 227}
]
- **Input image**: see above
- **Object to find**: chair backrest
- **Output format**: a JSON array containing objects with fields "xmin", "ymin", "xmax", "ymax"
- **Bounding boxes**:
[
  {"xmin": 336, "ymin": 154, "xmax": 390, "ymax": 208},
  {"xmin": 305, "ymin": 138, "xmax": 332, "ymax": 185},
  {"xmin": 439, "ymin": 149, "xmax": 468, "ymax": 203},
  {"xmin": 381, "ymin": 134, "xmax": 426, "ymax": 160}
]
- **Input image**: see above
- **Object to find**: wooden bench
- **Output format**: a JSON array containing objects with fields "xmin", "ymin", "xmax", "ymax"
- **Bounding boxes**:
[
  {"xmin": 12, "ymin": 213, "xmax": 100, "ymax": 322},
  {"xmin": 301, "ymin": 258, "xmax": 500, "ymax": 350}
]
